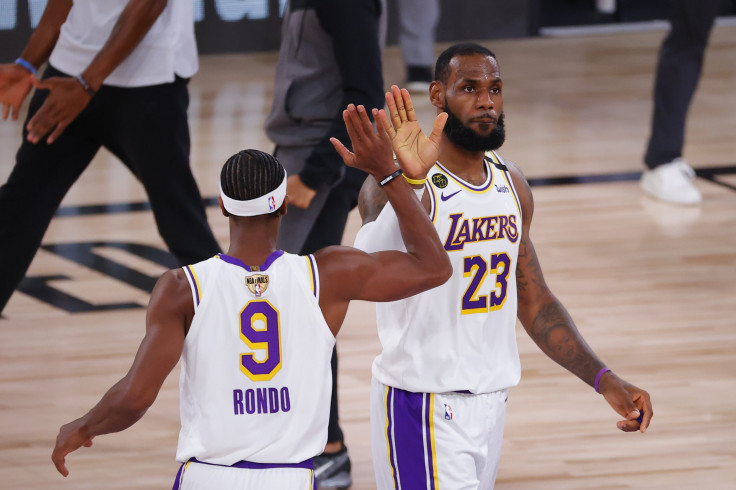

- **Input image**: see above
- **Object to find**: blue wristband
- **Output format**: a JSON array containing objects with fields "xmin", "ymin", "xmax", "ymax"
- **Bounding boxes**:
[{"xmin": 14, "ymin": 57, "xmax": 37, "ymax": 76}]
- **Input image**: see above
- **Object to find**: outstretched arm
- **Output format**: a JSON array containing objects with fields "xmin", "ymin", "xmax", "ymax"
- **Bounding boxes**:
[
  {"xmin": 0, "ymin": 0, "xmax": 72, "ymax": 120},
  {"xmin": 508, "ymin": 162, "xmax": 653, "ymax": 433},
  {"xmin": 27, "ymin": 0, "xmax": 169, "ymax": 144},
  {"xmin": 51, "ymin": 268, "xmax": 193, "ymax": 477},
  {"xmin": 316, "ymin": 103, "xmax": 451, "ymax": 333}
]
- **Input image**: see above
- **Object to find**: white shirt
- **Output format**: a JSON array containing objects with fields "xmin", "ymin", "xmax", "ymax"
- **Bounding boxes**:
[
  {"xmin": 49, "ymin": 0, "xmax": 198, "ymax": 87},
  {"xmin": 177, "ymin": 251, "xmax": 335, "ymax": 465},
  {"xmin": 355, "ymin": 151, "xmax": 523, "ymax": 394}
]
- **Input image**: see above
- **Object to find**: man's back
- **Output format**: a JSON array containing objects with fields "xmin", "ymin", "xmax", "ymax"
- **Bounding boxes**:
[
  {"xmin": 177, "ymin": 251, "xmax": 335, "ymax": 465},
  {"xmin": 356, "ymin": 151, "xmax": 522, "ymax": 394}
]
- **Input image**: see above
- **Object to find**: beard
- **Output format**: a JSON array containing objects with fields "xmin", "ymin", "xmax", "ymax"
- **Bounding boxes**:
[{"xmin": 443, "ymin": 104, "xmax": 506, "ymax": 152}]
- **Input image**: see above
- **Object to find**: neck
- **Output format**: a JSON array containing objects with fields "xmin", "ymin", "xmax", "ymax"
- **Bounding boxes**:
[
  {"xmin": 225, "ymin": 216, "xmax": 280, "ymax": 266},
  {"xmin": 438, "ymin": 133, "xmax": 488, "ymax": 184}
]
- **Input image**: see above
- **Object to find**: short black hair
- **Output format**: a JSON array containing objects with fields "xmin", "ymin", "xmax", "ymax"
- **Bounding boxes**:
[
  {"xmin": 435, "ymin": 43, "xmax": 497, "ymax": 84},
  {"xmin": 220, "ymin": 149, "xmax": 285, "ymax": 203}
]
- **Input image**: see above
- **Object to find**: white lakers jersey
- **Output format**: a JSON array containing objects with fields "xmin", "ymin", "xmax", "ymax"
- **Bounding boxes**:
[
  {"xmin": 355, "ymin": 151, "xmax": 522, "ymax": 394},
  {"xmin": 176, "ymin": 251, "xmax": 335, "ymax": 465}
]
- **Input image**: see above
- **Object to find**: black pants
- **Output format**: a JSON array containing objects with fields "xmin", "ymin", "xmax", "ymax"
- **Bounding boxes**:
[
  {"xmin": 0, "ymin": 65, "xmax": 220, "ymax": 313},
  {"xmin": 644, "ymin": 0, "xmax": 721, "ymax": 168},
  {"xmin": 300, "ymin": 165, "xmax": 367, "ymax": 445}
]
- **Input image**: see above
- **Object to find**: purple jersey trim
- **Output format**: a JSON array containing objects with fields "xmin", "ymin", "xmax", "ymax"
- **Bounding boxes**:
[
  {"xmin": 190, "ymin": 457, "xmax": 313, "ymax": 470},
  {"xmin": 307, "ymin": 254, "xmax": 318, "ymax": 298},
  {"xmin": 183, "ymin": 266, "xmax": 200, "ymax": 306},
  {"xmin": 435, "ymin": 159, "xmax": 493, "ymax": 192},
  {"xmin": 217, "ymin": 250, "xmax": 285, "ymax": 272}
]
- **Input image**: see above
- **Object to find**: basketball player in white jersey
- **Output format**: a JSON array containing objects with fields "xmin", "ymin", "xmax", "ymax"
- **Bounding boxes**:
[
  {"xmin": 51, "ymin": 104, "xmax": 452, "ymax": 488},
  {"xmin": 355, "ymin": 43, "xmax": 654, "ymax": 489}
]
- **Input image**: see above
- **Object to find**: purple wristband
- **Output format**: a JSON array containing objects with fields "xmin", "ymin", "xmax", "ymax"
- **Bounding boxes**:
[{"xmin": 594, "ymin": 367, "xmax": 611, "ymax": 394}]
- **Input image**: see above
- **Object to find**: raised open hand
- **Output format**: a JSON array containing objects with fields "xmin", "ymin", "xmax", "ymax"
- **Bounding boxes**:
[
  {"xmin": 330, "ymin": 104, "xmax": 395, "ymax": 180},
  {"xmin": 0, "ymin": 63, "xmax": 34, "ymax": 121},
  {"xmin": 377, "ymin": 85, "xmax": 447, "ymax": 181}
]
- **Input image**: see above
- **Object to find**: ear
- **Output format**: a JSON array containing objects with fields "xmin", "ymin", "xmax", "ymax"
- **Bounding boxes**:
[
  {"xmin": 429, "ymin": 81, "xmax": 444, "ymax": 111},
  {"xmin": 278, "ymin": 196, "xmax": 288, "ymax": 216},
  {"xmin": 218, "ymin": 196, "xmax": 229, "ymax": 217}
]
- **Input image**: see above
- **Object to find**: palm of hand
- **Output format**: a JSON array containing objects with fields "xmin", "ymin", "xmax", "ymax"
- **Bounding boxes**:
[{"xmin": 392, "ymin": 120, "xmax": 440, "ymax": 179}]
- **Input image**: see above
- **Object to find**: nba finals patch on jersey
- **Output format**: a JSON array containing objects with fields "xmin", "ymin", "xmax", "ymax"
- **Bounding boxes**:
[
  {"xmin": 432, "ymin": 173, "xmax": 448, "ymax": 188},
  {"xmin": 245, "ymin": 274, "xmax": 269, "ymax": 297}
]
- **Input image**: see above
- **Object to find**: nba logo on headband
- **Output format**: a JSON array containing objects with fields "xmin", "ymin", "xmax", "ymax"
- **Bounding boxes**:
[{"xmin": 268, "ymin": 195, "xmax": 276, "ymax": 212}]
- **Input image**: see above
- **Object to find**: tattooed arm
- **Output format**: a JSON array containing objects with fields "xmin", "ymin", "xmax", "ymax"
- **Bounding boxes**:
[{"xmin": 506, "ymin": 161, "xmax": 653, "ymax": 433}]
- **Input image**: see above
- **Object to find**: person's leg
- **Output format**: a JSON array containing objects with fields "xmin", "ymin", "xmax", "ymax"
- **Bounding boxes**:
[
  {"xmin": 641, "ymin": 0, "xmax": 720, "ymax": 204},
  {"xmin": 397, "ymin": 0, "xmax": 440, "ymax": 88},
  {"xmin": 644, "ymin": 0, "xmax": 720, "ymax": 167},
  {"xmin": 0, "ymin": 66, "xmax": 101, "ymax": 313},
  {"xmin": 101, "ymin": 78, "xmax": 220, "ymax": 266}
]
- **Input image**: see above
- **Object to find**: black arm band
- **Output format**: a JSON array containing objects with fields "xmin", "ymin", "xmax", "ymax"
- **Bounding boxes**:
[{"xmin": 378, "ymin": 169, "xmax": 403, "ymax": 187}]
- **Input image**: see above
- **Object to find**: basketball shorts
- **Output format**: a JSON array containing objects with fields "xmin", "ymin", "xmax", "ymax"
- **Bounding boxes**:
[
  {"xmin": 371, "ymin": 377, "xmax": 508, "ymax": 490},
  {"xmin": 172, "ymin": 458, "xmax": 315, "ymax": 489}
]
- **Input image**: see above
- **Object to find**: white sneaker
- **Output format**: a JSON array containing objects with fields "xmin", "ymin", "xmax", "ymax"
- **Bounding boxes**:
[
  {"xmin": 405, "ymin": 80, "xmax": 431, "ymax": 94},
  {"xmin": 640, "ymin": 158, "xmax": 702, "ymax": 205}
]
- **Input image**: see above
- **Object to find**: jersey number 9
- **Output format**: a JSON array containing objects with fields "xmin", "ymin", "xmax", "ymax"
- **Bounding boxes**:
[{"xmin": 239, "ymin": 300, "xmax": 282, "ymax": 381}]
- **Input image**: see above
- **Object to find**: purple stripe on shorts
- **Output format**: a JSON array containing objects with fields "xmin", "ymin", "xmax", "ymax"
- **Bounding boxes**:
[
  {"xmin": 424, "ymin": 394, "xmax": 436, "ymax": 490},
  {"xmin": 386, "ymin": 387, "xmax": 400, "ymax": 489},
  {"xmin": 391, "ymin": 387, "xmax": 432, "ymax": 489},
  {"xmin": 217, "ymin": 250, "xmax": 285, "ymax": 272},
  {"xmin": 171, "ymin": 462, "xmax": 185, "ymax": 490}
]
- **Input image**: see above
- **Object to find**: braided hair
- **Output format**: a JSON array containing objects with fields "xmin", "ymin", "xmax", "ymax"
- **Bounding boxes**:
[{"xmin": 220, "ymin": 150, "xmax": 286, "ymax": 216}]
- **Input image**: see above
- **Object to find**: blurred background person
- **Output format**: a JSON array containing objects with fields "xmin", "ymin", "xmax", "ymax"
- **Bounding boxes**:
[
  {"xmin": 641, "ymin": 0, "xmax": 722, "ymax": 205},
  {"xmin": 397, "ymin": 0, "xmax": 440, "ymax": 93},
  {"xmin": 0, "ymin": 0, "xmax": 220, "ymax": 315},
  {"xmin": 264, "ymin": 0, "xmax": 386, "ymax": 487}
]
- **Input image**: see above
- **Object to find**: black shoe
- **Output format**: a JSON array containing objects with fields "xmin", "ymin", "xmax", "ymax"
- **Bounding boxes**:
[{"xmin": 313, "ymin": 445, "xmax": 352, "ymax": 489}]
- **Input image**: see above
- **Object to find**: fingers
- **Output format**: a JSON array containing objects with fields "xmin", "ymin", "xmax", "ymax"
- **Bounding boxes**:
[
  {"xmin": 46, "ymin": 121, "xmax": 68, "ymax": 144},
  {"xmin": 634, "ymin": 391, "xmax": 653, "ymax": 433},
  {"xmin": 330, "ymin": 136, "xmax": 355, "ymax": 166},
  {"xmin": 385, "ymin": 88, "xmax": 401, "ymax": 130},
  {"xmin": 428, "ymin": 112, "xmax": 448, "ymax": 146},
  {"xmin": 399, "ymin": 87, "xmax": 418, "ymax": 122},
  {"xmin": 51, "ymin": 449, "xmax": 69, "ymax": 477},
  {"xmin": 376, "ymin": 108, "xmax": 396, "ymax": 140},
  {"xmin": 2, "ymin": 103, "xmax": 8, "ymax": 120},
  {"xmin": 31, "ymin": 75, "xmax": 48, "ymax": 90},
  {"xmin": 342, "ymin": 106, "xmax": 362, "ymax": 148},
  {"xmin": 616, "ymin": 418, "xmax": 642, "ymax": 433},
  {"xmin": 373, "ymin": 108, "xmax": 393, "ymax": 146},
  {"xmin": 391, "ymin": 85, "xmax": 408, "ymax": 123}
]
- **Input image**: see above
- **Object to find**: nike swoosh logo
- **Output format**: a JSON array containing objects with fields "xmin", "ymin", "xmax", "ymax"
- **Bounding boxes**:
[{"xmin": 440, "ymin": 190, "xmax": 461, "ymax": 201}]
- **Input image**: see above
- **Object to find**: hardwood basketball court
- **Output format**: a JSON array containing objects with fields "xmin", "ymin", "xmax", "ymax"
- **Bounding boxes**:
[{"xmin": 0, "ymin": 25, "xmax": 734, "ymax": 489}]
